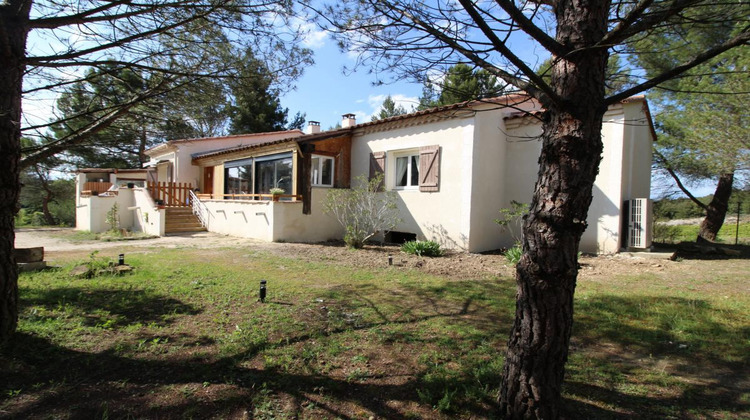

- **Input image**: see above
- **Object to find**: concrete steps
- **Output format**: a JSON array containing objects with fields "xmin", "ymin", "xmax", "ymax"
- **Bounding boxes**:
[{"xmin": 165, "ymin": 207, "xmax": 206, "ymax": 234}]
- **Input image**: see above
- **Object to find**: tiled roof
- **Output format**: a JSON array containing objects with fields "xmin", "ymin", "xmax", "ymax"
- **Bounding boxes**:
[{"xmin": 145, "ymin": 129, "xmax": 304, "ymax": 154}]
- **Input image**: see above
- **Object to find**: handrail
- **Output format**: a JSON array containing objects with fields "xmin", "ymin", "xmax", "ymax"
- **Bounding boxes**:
[{"xmin": 189, "ymin": 189, "xmax": 210, "ymax": 229}]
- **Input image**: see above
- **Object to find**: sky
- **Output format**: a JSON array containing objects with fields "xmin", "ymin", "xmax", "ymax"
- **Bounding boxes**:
[{"xmin": 277, "ymin": 29, "xmax": 420, "ymax": 129}]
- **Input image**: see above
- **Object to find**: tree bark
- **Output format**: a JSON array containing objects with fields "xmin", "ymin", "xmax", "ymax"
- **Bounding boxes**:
[
  {"xmin": 0, "ymin": 0, "xmax": 32, "ymax": 344},
  {"xmin": 697, "ymin": 172, "xmax": 734, "ymax": 243},
  {"xmin": 498, "ymin": 0, "xmax": 611, "ymax": 417}
]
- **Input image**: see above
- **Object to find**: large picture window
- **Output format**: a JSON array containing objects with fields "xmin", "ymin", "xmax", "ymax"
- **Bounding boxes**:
[
  {"xmin": 395, "ymin": 153, "xmax": 419, "ymax": 188},
  {"xmin": 255, "ymin": 154, "xmax": 293, "ymax": 195},
  {"xmin": 311, "ymin": 155, "xmax": 334, "ymax": 187},
  {"xmin": 223, "ymin": 153, "xmax": 293, "ymax": 198},
  {"xmin": 224, "ymin": 159, "xmax": 252, "ymax": 195}
]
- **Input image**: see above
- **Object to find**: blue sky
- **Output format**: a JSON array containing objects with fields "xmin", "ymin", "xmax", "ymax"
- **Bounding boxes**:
[{"xmin": 278, "ymin": 33, "xmax": 423, "ymax": 129}]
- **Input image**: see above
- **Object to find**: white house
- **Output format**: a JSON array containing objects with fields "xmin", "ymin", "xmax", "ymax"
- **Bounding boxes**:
[{"xmin": 76, "ymin": 94, "xmax": 655, "ymax": 253}]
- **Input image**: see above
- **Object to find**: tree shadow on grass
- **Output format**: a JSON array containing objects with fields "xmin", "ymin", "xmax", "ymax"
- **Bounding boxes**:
[
  {"xmin": 3, "ymin": 281, "xmax": 748, "ymax": 418},
  {"xmin": 567, "ymin": 293, "xmax": 750, "ymax": 418},
  {"xmin": 1, "ymin": 332, "xmax": 500, "ymax": 419},
  {"xmin": 2, "ymin": 279, "xmax": 512, "ymax": 419},
  {"xmin": 21, "ymin": 287, "xmax": 201, "ymax": 327},
  {"xmin": 656, "ymin": 241, "xmax": 750, "ymax": 260}
]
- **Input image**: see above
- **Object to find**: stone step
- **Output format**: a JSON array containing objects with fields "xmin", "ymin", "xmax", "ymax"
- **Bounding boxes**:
[
  {"xmin": 165, "ymin": 222, "xmax": 203, "ymax": 229},
  {"xmin": 166, "ymin": 215, "xmax": 201, "ymax": 222},
  {"xmin": 165, "ymin": 208, "xmax": 205, "ymax": 234},
  {"xmin": 165, "ymin": 226, "xmax": 207, "ymax": 233}
]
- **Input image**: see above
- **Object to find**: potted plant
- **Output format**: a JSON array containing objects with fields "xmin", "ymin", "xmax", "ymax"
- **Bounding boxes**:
[{"xmin": 269, "ymin": 187, "xmax": 284, "ymax": 202}]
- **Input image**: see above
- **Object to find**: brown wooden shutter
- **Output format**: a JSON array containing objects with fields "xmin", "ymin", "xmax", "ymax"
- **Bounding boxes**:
[
  {"xmin": 419, "ymin": 145, "xmax": 440, "ymax": 192},
  {"xmin": 369, "ymin": 151, "xmax": 386, "ymax": 191}
]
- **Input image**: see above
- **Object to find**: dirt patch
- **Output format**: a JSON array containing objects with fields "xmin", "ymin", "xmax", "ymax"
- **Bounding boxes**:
[{"xmin": 17, "ymin": 228, "xmax": 746, "ymax": 289}]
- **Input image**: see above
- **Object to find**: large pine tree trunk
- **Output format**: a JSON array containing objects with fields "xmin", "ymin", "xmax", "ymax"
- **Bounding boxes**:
[
  {"xmin": 498, "ymin": 0, "xmax": 611, "ymax": 417},
  {"xmin": 697, "ymin": 172, "xmax": 734, "ymax": 243},
  {"xmin": 0, "ymin": 1, "xmax": 31, "ymax": 344}
]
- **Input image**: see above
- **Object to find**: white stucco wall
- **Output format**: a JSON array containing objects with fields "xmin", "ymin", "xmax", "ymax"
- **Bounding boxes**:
[
  {"xmin": 201, "ymin": 199, "xmax": 275, "ymax": 240},
  {"xmin": 350, "ymin": 116, "xmax": 475, "ymax": 250},
  {"xmin": 75, "ymin": 187, "xmax": 165, "ymax": 235},
  {"xmin": 468, "ymin": 108, "xmax": 510, "ymax": 252},
  {"xmin": 75, "ymin": 195, "xmax": 120, "ymax": 233},
  {"xmin": 197, "ymin": 189, "xmax": 343, "ymax": 243},
  {"xmin": 272, "ymin": 188, "xmax": 345, "ymax": 242},
  {"xmin": 502, "ymin": 118, "xmax": 543, "ymax": 250},
  {"xmin": 131, "ymin": 188, "xmax": 165, "ymax": 236},
  {"xmin": 583, "ymin": 108, "xmax": 627, "ymax": 253},
  {"xmin": 621, "ymin": 101, "xmax": 654, "ymax": 200},
  {"xmin": 502, "ymin": 102, "xmax": 653, "ymax": 254}
]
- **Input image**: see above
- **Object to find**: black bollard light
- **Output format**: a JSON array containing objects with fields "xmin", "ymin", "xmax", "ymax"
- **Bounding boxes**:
[
  {"xmin": 118, "ymin": 254, "xmax": 125, "ymax": 265},
  {"xmin": 388, "ymin": 255, "xmax": 393, "ymax": 266},
  {"xmin": 259, "ymin": 280, "xmax": 267, "ymax": 303}
]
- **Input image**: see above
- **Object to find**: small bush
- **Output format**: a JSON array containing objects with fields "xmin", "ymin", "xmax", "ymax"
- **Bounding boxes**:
[
  {"xmin": 106, "ymin": 203, "xmax": 120, "ymax": 232},
  {"xmin": 323, "ymin": 174, "xmax": 401, "ymax": 249},
  {"xmin": 401, "ymin": 240, "xmax": 443, "ymax": 257},
  {"xmin": 505, "ymin": 244, "xmax": 522, "ymax": 265},
  {"xmin": 653, "ymin": 223, "xmax": 681, "ymax": 243}
]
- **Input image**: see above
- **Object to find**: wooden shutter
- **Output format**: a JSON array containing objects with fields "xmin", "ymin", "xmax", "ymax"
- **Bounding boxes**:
[
  {"xmin": 419, "ymin": 145, "xmax": 440, "ymax": 192},
  {"xmin": 369, "ymin": 151, "xmax": 386, "ymax": 191}
]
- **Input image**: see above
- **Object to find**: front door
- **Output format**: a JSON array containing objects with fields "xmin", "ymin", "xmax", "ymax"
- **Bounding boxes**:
[{"xmin": 203, "ymin": 166, "xmax": 214, "ymax": 196}]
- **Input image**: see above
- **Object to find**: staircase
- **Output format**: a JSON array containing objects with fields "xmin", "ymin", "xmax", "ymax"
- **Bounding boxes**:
[{"xmin": 165, "ymin": 207, "xmax": 207, "ymax": 234}]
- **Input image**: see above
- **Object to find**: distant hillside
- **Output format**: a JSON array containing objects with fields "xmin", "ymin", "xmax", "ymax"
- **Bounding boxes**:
[{"xmin": 654, "ymin": 190, "xmax": 750, "ymax": 221}]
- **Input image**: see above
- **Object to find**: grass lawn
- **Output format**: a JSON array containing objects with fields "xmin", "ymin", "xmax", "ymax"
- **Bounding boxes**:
[
  {"xmin": 655, "ymin": 222, "xmax": 750, "ymax": 244},
  {"xmin": 2, "ymin": 247, "xmax": 749, "ymax": 419}
]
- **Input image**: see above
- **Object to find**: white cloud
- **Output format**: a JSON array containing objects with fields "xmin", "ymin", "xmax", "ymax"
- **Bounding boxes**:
[
  {"xmin": 290, "ymin": 18, "xmax": 328, "ymax": 49},
  {"xmin": 302, "ymin": 26, "xmax": 327, "ymax": 49},
  {"xmin": 365, "ymin": 93, "xmax": 419, "ymax": 121}
]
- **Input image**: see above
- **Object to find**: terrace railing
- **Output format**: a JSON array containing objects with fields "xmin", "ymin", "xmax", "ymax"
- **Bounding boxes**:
[
  {"xmin": 194, "ymin": 193, "xmax": 302, "ymax": 202},
  {"xmin": 81, "ymin": 182, "xmax": 115, "ymax": 196},
  {"xmin": 147, "ymin": 182, "xmax": 193, "ymax": 207}
]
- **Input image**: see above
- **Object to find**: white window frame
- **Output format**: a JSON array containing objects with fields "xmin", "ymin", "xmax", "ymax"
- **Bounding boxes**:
[
  {"xmin": 392, "ymin": 150, "xmax": 420, "ymax": 190},
  {"xmin": 311, "ymin": 154, "xmax": 334, "ymax": 187}
]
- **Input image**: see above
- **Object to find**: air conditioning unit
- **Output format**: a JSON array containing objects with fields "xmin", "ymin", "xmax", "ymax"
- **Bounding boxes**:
[{"xmin": 625, "ymin": 198, "xmax": 653, "ymax": 249}]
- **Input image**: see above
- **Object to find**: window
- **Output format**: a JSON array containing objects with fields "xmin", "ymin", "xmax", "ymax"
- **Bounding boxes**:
[
  {"xmin": 255, "ymin": 154, "xmax": 293, "ymax": 195},
  {"xmin": 395, "ymin": 153, "xmax": 420, "ymax": 188},
  {"xmin": 223, "ymin": 153, "xmax": 293, "ymax": 198},
  {"xmin": 311, "ymin": 155, "xmax": 334, "ymax": 187},
  {"xmin": 224, "ymin": 159, "xmax": 252, "ymax": 195}
]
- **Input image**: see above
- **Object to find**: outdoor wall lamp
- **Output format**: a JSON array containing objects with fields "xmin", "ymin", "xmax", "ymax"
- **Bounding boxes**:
[{"xmin": 259, "ymin": 280, "xmax": 267, "ymax": 303}]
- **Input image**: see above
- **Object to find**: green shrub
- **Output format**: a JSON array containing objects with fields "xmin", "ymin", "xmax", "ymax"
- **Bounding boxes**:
[
  {"xmin": 30, "ymin": 212, "xmax": 47, "ymax": 226},
  {"xmin": 653, "ymin": 223, "xmax": 681, "ymax": 243},
  {"xmin": 105, "ymin": 203, "xmax": 119, "ymax": 232},
  {"xmin": 14, "ymin": 209, "xmax": 31, "ymax": 226},
  {"xmin": 505, "ymin": 244, "xmax": 522, "ymax": 265},
  {"xmin": 495, "ymin": 201, "xmax": 528, "ymax": 243},
  {"xmin": 401, "ymin": 240, "xmax": 443, "ymax": 257},
  {"xmin": 323, "ymin": 174, "xmax": 401, "ymax": 249}
]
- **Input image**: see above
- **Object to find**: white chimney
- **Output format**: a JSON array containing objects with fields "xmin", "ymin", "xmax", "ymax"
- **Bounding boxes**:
[
  {"xmin": 306, "ymin": 121, "xmax": 321, "ymax": 134},
  {"xmin": 342, "ymin": 113, "xmax": 357, "ymax": 128}
]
